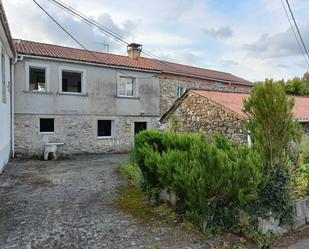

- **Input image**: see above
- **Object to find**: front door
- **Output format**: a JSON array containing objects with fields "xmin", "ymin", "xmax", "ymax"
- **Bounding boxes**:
[{"xmin": 134, "ymin": 122, "xmax": 147, "ymax": 135}]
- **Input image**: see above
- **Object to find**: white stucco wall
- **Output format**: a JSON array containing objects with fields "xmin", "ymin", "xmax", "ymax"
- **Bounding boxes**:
[
  {"xmin": 14, "ymin": 57, "xmax": 160, "ymax": 116},
  {"xmin": 0, "ymin": 28, "xmax": 13, "ymax": 172}
]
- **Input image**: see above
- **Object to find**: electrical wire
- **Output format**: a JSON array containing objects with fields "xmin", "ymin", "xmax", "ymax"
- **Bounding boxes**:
[
  {"xmin": 45, "ymin": 0, "xmax": 183, "ymax": 74},
  {"xmin": 285, "ymin": 0, "xmax": 309, "ymax": 65},
  {"xmin": 32, "ymin": 0, "xmax": 158, "ymax": 79},
  {"xmin": 280, "ymin": 0, "xmax": 309, "ymax": 68}
]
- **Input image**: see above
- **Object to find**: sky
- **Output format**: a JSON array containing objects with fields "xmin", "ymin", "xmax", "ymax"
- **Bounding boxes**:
[{"xmin": 3, "ymin": 0, "xmax": 309, "ymax": 82}]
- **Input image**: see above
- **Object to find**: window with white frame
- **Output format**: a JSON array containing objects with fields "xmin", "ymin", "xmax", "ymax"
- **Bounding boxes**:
[
  {"xmin": 26, "ymin": 62, "xmax": 50, "ymax": 92},
  {"xmin": 59, "ymin": 67, "xmax": 86, "ymax": 94},
  {"xmin": 118, "ymin": 76, "xmax": 136, "ymax": 97},
  {"xmin": 176, "ymin": 86, "xmax": 186, "ymax": 99},
  {"xmin": 97, "ymin": 120, "xmax": 114, "ymax": 138},
  {"xmin": 1, "ymin": 48, "xmax": 6, "ymax": 103}
]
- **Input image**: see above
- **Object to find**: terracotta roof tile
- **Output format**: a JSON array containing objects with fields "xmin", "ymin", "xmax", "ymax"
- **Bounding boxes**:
[
  {"xmin": 14, "ymin": 39, "xmax": 251, "ymax": 85},
  {"xmin": 191, "ymin": 90, "xmax": 309, "ymax": 121}
]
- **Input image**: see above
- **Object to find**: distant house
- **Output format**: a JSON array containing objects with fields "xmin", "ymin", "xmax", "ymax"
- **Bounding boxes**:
[
  {"xmin": 12, "ymin": 39, "xmax": 253, "ymax": 156},
  {"xmin": 160, "ymin": 90, "xmax": 309, "ymax": 143},
  {"xmin": 0, "ymin": 2, "xmax": 15, "ymax": 172}
]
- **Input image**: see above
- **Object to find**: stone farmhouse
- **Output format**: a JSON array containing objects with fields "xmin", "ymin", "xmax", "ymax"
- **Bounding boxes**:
[
  {"xmin": 12, "ymin": 39, "xmax": 252, "ymax": 156},
  {"xmin": 0, "ymin": 2, "xmax": 15, "ymax": 172},
  {"xmin": 160, "ymin": 90, "xmax": 309, "ymax": 143}
]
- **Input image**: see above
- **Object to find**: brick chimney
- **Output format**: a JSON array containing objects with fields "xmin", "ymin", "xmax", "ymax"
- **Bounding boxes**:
[{"xmin": 127, "ymin": 43, "xmax": 142, "ymax": 59}]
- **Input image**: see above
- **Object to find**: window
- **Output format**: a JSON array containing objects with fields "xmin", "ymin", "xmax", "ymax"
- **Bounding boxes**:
[
  {"xmin": 176, "ymin": 86, "xmax": 186, "ymax": 99},
  {"xmin": 26, "ymin": 62, "xmax": 50, "ymax": 92},
  {"xmin": 29, "ymin": 67, "xmax": 46, "ymax": 91},
  {"xmin": 40, "ymin": 118, "xmax": 54, "ymax": 133},
  {"xmin": 1, "ymin": 48, "xmax": 6, "ymax": 103},
  {"xmin": 97, "ymin": 120, "xmax": 114, "ymax": 137},
  {"xmin": 62, "ymin": 71, "xmax": 82, "ymax": 93},
  {"xmin": 59, "ymin": 67, "xmax": 86, "ymax": 94},
  {"xmin": 118, "ymin": 76, "xmax": 136, "ymax": 97}
]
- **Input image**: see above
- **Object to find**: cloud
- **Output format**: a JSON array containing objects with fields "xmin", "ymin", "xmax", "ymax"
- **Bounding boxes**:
[
  {"xmin": 203, "ymin": 26, "xmax": 233, "ymax": 39},
  {"xmin": 3, "ymin": 0, "xmax": 135, "ymax": 54},
  {"xmin": 244, "ymin": 22, "xmax": 309, "ymax": 58}
]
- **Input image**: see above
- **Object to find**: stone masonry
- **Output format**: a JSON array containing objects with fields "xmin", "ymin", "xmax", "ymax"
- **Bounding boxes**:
[
  {"xmin": 159, "ymin": 75, "xmax": 252, "ymax": 115},
  {"xmin": 169, "ymin": 91, "xmax": 247, "ymax": 143},
  {"xmin": 14, "ymin": 114, "xmax": 159, "ymax": 156}
]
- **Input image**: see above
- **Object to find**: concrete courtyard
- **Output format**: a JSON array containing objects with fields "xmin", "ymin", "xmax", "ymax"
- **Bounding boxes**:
[{"xmin": 0, "ymin": 154, "xmax": 204, "ymax": 249}]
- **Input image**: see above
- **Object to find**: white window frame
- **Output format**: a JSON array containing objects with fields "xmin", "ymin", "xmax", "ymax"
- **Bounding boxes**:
[
  {"xmin": 58, "ymin": 66, "xmax": 86, "ymax": 95},
  {"xmin": 117, "ymin": 73, "xmax": 138, "ymax": 98},
  {"xmin": 25, "ymin": 62, "xmax": 50, "ymax": 92},
  {"xmin": 97, "ymin": 119, "xmax": 115, "ymax": 139},
  {"xmin": 39, "ymin": 118, "xmax": 55, "ymax": 134},
  {"xmin": 176, "ymin": 86, "xmax": 186, "ymax": 99}
]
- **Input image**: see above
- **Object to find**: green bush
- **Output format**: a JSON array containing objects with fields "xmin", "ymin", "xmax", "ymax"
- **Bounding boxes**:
[
  {"xmin": 120, "ymin": 163, "xmax": 144, "ymax": 186},
  {"xmin": 300, "ymin": 136, "xmax": 309, "ymax": 164},
  {"xmin": 134, "ymin": 131, "xmax": 263, "ymax": 226}
]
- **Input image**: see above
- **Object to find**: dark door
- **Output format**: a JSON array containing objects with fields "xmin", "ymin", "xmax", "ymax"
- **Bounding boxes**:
[{"xmin": 134, "ymin": 122, "xmax": 147, "ymax": 135}]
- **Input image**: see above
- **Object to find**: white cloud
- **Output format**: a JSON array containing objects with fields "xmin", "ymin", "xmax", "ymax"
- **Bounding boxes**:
[{"xmin": 3, "ymin": 0, "xmax": 309, "ymax": 81}]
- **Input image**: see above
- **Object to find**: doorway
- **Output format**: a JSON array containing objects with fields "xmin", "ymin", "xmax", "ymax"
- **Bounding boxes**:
[{"xmin": 134, "ymin": 122, "xmax": 147, "ymax": 135}]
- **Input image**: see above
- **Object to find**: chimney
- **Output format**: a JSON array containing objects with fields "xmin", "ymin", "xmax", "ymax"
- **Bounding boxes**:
[{"xmin": 127, "ymin": 43, "xmax": 142, "ymax": 59}]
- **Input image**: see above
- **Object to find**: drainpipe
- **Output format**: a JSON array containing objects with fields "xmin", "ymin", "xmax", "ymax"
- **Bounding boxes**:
[{"xmin": 9, "ymin": 58, "xmax": 14, "ymax": 157}]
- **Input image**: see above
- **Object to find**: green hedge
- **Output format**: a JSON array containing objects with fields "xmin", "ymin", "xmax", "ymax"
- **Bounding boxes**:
[{"xmin": 134, "ymin": 130, "xmax": 263, "ymax": 225}]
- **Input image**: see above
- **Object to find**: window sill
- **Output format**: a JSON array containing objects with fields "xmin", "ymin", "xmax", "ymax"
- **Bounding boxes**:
[
  {"xmin": 97, "ymin": 136, "xmax": 114, "ymax": 140},
  {"xmin": 39, "ymin": 132, "xmax": 55, "ymax": 134},
  {"xmin": 116, "ymin": 95, "xmax": 139, "ymax": 99},
  {"xmin": 57, "ymin": 92, "xmax": 88, "ymax": 97},
  {"xmin": 23, "ymin": 90, "xmax": 52, "ymax": 95}
]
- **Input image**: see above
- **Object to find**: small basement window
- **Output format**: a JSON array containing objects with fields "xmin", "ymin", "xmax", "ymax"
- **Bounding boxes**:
[
  {"xmin": 29, "ymin": 67, "xmax": 46, "ymax": 91},
  {"xmin": 62, "ymin": 70, "xmax": 82, "ymax": 93},
  {"xmin": 97, "ymin": 120, "xmax": 113, "ymax": 137},
  {"xmin": 40, "ymin": 118, "xmax": 54, "ymax": 133}
]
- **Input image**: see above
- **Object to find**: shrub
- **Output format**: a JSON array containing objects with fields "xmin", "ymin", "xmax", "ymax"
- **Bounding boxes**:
[
  {"xmin": 119, "ymin": 162, "xmax": 143, "ymax": 186},
  {"xmin": 300, "ymin": 136, "xmax": 309, "ymax": 164},
  {"xmin": 134, "ymin": 131, "xmax": 263, "ymax": 227}
]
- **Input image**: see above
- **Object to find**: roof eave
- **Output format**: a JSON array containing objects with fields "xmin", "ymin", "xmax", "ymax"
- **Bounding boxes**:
[
  {"xmin": 19, "ymin": 53, "xmax": 162, "ymax": 73},
  {"xmin": 161, "ymin": 70, "xmax": 253, "ymax": 86}
]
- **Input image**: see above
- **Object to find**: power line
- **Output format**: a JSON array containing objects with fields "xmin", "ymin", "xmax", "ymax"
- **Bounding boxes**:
[
  {"xmin": 280, "ymin": 0, "xmax": 309, "ymax": 68},
  {"xmin": 285, "ymin": 0, "xmax": 309, "ymax": 64},
  {"xmin": 32, "ymin": 0, "xmax": 157, "ymax": 79},
  {"xmin": 45, "ymin": 0, "xmax": 183, "ymax": 74}
]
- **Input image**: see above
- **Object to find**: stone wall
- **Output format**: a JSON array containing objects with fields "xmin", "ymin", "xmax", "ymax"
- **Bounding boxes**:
[
  {"xmin": 169, "ymin": 92, "xmax": 247, "ymax": 143},
  {"xmin": 159, "ymin": 75, "xmax": 252, "ymax": 115},
  {"xmin": 15, "ymin": 114, "xmax": 159, "ymax": 156}
]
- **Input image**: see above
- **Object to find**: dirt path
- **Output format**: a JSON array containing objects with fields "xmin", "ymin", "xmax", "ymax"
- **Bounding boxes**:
[{"xmin": 0, "ymin": 154, "xmax": 204, "ymax": 249}]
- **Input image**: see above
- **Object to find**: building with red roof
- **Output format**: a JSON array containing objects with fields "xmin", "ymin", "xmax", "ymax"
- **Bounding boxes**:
[{"xmin": 160, "ymin": 89, "xmax": 309, "ymax": 143}]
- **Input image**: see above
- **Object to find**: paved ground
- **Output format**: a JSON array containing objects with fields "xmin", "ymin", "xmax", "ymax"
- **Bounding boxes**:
[{"xmin": 0, "ymin": 154, "xmax": 204, "ymax": 249}]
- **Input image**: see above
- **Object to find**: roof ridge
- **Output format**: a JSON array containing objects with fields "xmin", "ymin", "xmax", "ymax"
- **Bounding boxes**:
[
  {"xmin": 158, "ymin": 59, "xmax": 235, "ymax": 76},
  {"xmin": 13, "ymin": 39, "xmax": 252, "ymax": 84},
  {"xmin": 13, "ymin": 38, "xmax": 140, "ymax": 60}
]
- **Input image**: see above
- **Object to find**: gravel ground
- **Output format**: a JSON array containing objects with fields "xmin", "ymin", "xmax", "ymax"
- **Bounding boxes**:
[{"xmin": 0, "ymin": 154, "xmax": 204, "ymax": 249}]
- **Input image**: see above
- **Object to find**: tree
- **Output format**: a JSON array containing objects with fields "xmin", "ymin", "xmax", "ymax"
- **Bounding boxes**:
[{"xmin": 243, "ymin": 79, "xmax": 302, "ymax": 173}]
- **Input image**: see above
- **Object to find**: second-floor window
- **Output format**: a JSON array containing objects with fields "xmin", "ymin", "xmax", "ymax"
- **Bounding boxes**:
[
  {"xmin": 118, "ymin": 76, "xmax": 136, "ymax": 97},
  {"xmin": 176, "ymin": 86, "xmax": 186, "ymax": 99},
  {"xmin": 26, "ymin": 62, "xmax": 50, "ymax": 92},
  {"xmin": 29, "ymin": 67, "xmax": 46, "ymax": 91},
  {"xmin": 59, "ymin": 66, "xmax": 86, "ymax": 94}
]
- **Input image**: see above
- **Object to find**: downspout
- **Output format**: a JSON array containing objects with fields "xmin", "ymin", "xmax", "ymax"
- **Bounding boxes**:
[{"xmin": 9, "ymin": 58, "xmax": 14, "ymax": 157}]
